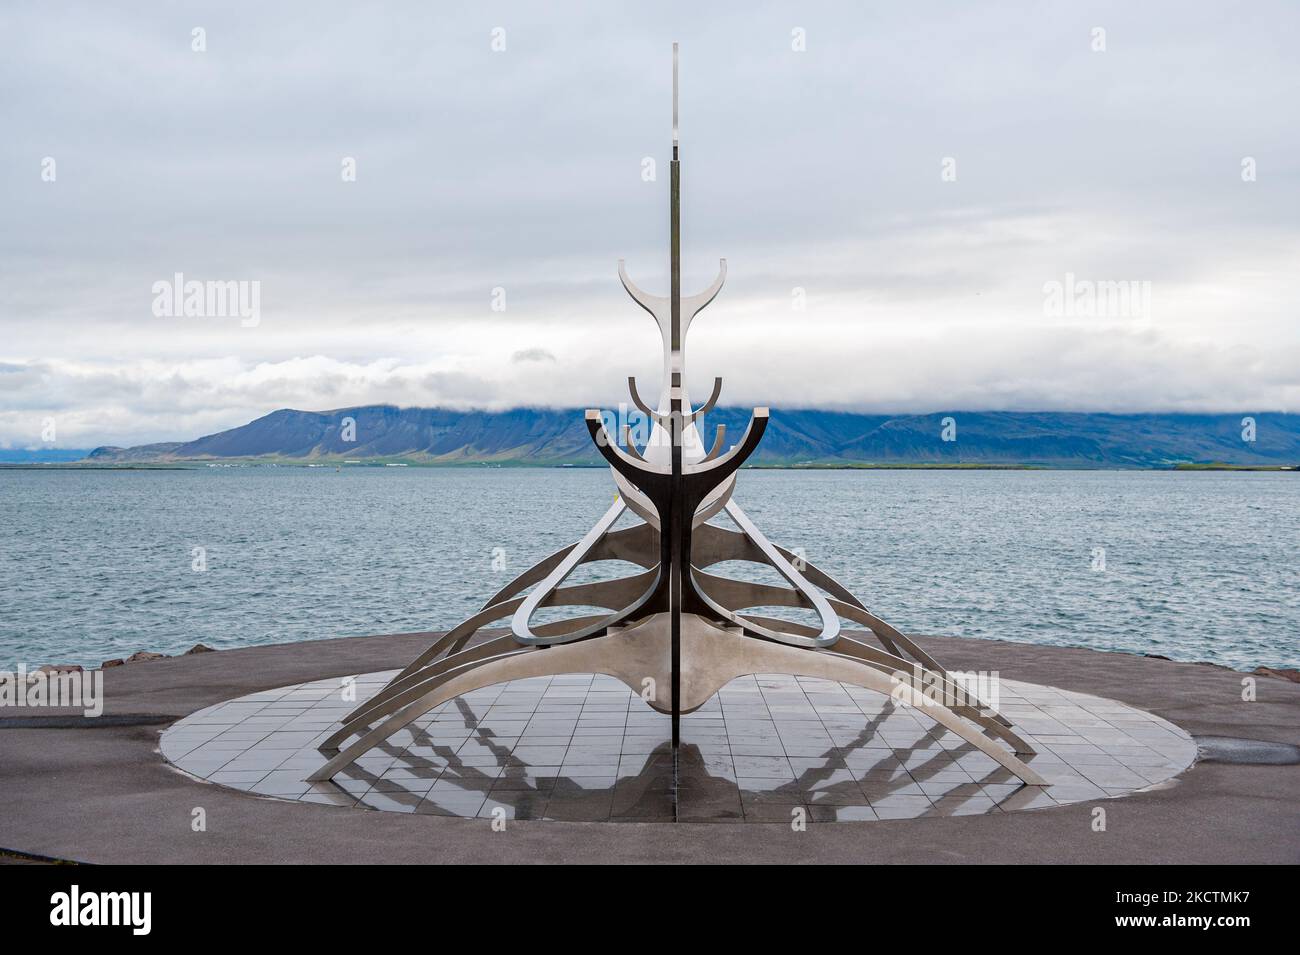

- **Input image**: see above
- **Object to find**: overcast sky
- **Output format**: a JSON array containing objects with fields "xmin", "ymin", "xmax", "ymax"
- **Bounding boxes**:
[{"xmin": 2, "ymin": 1, "xmax": 1297, "ymax": 448}]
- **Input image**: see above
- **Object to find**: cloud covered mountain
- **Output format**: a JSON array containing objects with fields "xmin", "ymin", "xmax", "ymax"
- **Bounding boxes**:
[{"xmin": 84, "ymin": 406, "xmax": 1300, "ymax": 468}]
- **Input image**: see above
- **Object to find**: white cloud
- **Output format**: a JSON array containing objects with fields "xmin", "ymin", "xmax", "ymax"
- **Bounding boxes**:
[{"xmin": 1, "ymin": 1, "xmax": 1297, "ymax": 447}]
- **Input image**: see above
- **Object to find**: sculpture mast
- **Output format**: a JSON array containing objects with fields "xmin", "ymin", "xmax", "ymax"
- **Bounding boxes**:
[
  {"xmin": 670, "ymin": 42, "xmax": 681, "ymax": 356},
  {"xmin": 307, "ymin": 42, "xmax": 1048, "ymax": 793},
  {"xmin": 668, "ymin": 41, "xmax": 683, "ymax": 751}
]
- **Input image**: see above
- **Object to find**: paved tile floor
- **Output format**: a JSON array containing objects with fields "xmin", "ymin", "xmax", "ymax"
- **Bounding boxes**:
[{"xmin": 161, "ymin": 671, "xmax": 1197, "ymax": 823}]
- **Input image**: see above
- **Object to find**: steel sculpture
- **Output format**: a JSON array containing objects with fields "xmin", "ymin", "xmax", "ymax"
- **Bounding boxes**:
[{"xmin": 309, "ymin": 45, "xmax": 1046, "ymax": 788}]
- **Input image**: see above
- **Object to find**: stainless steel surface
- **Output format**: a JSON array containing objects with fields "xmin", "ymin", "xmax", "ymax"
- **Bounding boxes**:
[
  {"xmin": 308, "ymin": 45, "xmax": 1046, "ymax": 792},
  {"xmin": 166, "ymin": 658, "xmax": 1210, "ymax": 819}
]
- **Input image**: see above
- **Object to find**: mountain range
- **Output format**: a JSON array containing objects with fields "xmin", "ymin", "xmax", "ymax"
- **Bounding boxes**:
[{"xmin": 80, "ymin": 405, "xmax": 1300, "ymax": 468}]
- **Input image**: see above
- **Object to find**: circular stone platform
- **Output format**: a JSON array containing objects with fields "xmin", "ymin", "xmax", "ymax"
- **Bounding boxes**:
[{"xmin": 160, "ymin": 671, "xmax": 1196, "ymax": 823}]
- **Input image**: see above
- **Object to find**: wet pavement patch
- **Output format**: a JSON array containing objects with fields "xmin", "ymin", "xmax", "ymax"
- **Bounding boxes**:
[
  {"xmin": 160, "ymin": 671, "xmax": 1198, "ymax": 823},
  {"xmin": 0, "ymin": 714, "xmax": 174, "ymax": 729},
  {"xmin": 1194, "ymin": 735, "xmax": 1300, "ymax": 765}
]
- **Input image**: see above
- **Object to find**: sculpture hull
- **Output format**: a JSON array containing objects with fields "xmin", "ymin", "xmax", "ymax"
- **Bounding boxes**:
[{"xmin": 306, "ymin": 43, "xmax": 1050, "ymax": 792}]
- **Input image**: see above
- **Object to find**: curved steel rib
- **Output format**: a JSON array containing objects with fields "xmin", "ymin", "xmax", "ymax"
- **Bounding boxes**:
[
  {"xmin": 686, "ymin": 376, "xmax": 723, "ymax": 425},
  {"xmin": 621, "ymin": 424, "xmax": 646, "ymax": 461},
  {"xmin": 587, "ymin": 410, "xmax": 667, "ymax": 480},
  {"xmin": 682, "ymin": 258, "xmax": 726, "ymax": 327},
  {"xmin": 688, "ymin": 499, "xmax": 841, "ymax": 649},
  {"xmin": 618, "ymin": 258, "xmax": 667, "ymax": 321},
  {"xmin": 512, "ymin": 499, "xmax": 656, "ymax": 646},
  {"xmin": 479, "ymin": 543, "xmax": 575, "ymax": 611},
  {"xmin": 703, "ymin": 424, "xmax": 727, "ymax": 461},
  {"xmin": 477, "ymin": 517, "xmax": 655, "ymax": 611},
  {"xmin": 336, "ymin": 590, "xmax": 632, "ymax": 743},
  {"xmin": 684, "ymin": 408, "xmax": 767, "ymax": 479},
  {"xmin": 627, "ymin": 377, "xmax": 668, "ymax": 428}
]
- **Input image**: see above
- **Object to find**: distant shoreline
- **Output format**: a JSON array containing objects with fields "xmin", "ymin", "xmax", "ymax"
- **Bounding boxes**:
[
  {"xmin": 15, "ymin": 407, "xmax": 1298, "ymax": 469},
  {"xmin": 2, "ymin": 461, "xmax": 1295, "ymax": 472}
]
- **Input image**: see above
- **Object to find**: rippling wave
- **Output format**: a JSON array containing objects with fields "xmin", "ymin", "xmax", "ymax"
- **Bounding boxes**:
[{"xmin": 1, "ymin": 468, "xmax": 1295, "ymax": 671}]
